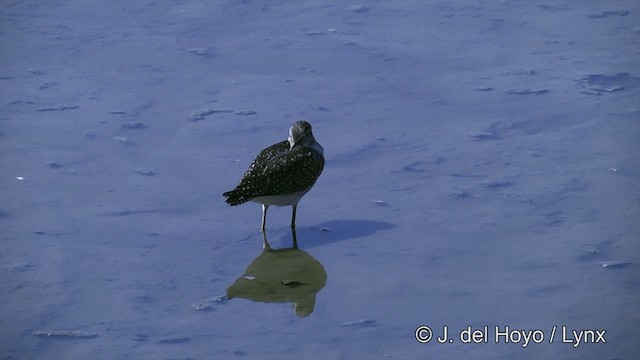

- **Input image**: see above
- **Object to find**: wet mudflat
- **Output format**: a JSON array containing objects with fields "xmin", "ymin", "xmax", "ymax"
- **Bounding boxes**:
[{"xmin": 1, "ymin": 1, "xmax": 639, "ymax": 359}]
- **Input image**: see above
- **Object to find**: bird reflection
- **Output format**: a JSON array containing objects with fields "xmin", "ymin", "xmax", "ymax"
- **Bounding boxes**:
[{"xmin": 226, "ymin": 228, "xmax": 327, "ymax": 317}]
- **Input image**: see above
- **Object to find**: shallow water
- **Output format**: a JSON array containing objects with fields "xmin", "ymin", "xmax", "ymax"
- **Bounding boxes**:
[{"xmin": 1, "ymin": 1, "xmax": 639, "ymax": 359}]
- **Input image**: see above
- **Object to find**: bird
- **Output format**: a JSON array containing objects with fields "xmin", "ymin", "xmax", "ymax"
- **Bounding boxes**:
[{"xmin": 223, "ymin": 121, "xmax": 324, "ymax": 231}]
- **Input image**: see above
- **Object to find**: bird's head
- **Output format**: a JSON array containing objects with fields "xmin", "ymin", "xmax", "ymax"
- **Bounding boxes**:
[{"xmin": 288, "ymin": 120, "xmax": 314, "ymax": 149}]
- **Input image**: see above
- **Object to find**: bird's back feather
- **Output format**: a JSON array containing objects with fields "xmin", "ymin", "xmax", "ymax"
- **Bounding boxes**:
[{"xmin": 223, "ymin": 140, "xmax": 324, "ymax": 206}]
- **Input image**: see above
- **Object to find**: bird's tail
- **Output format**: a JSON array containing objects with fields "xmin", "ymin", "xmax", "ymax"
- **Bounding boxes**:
[{"xmin": 222, "ymin": 189, "xmax": 251, "ymax": 206}]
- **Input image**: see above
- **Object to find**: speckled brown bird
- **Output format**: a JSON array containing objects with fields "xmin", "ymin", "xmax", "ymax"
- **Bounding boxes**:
[{"xmin": 223, "ymin": 121, "xmax": 324, "ymax": 231}]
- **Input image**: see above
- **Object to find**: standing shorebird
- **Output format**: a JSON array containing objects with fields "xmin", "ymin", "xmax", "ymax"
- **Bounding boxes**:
[{"xmin": 223, "ymin": 121, "xmax": 324, "ymax": 231}]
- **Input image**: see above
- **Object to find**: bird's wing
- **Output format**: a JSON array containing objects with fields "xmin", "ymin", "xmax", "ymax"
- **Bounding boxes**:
[
  {"xmin": 223, "ymin": 140, "xmax": 290, "ymax": 205},
  {"xmin": 243, "ymin": 140, "xmax": 290, "ymax": 177},
  {"xmin": 234, "ymin": 146, "xmax": 325, "ymax": 199}
]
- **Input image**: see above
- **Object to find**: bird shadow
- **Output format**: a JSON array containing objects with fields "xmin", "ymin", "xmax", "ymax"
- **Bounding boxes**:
[
  {"xmin": 224, "ymin": 230, "xmax": 327, "ymax": 317},
  {"xmin": 278, "ymin": 219, "xmax": 396, "ymax": 248},
  {"xmin": 200, "ymin": 220, "xmax": 394, "ymax": 315}
]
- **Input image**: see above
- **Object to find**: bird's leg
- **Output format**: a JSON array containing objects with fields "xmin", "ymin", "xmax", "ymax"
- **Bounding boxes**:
[
  {"xmin": 262, "ymin": 229, "xmax": 271, "ymax": 250},
  {"xmin": 291, "ymin": 224, "xmax": 298, "ymax": 249},
  {"xmin": 290, "ymin": 203, "xmax": 297, "ymax": 230},
  {"xmin": 290, "ymin": 203, "xmax": 299, "ymax": 248},
  {"xmin": 261, "ymin": 204, "xmax": 269, "ymax": 232}
]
